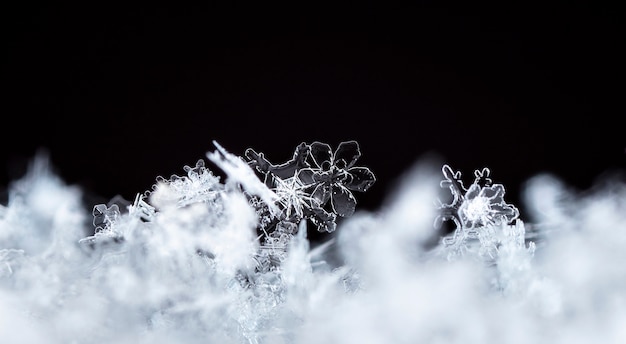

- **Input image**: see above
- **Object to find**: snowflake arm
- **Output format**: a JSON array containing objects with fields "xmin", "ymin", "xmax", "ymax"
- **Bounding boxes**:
[
  {"xmin": 333, "ymin": 140, "xmax": 361, "ymax": 169},
  {"xmin": 245, "ymin": 142, "xmax": 310, "ymax": 181},
  {"xmin": 440, "ymin": 164, "xmax": 466, "ymax": 207},
  {"xmin": 330, "ymin": 184, "xmax": 357, "ymax": 217},
  {"xmin": 308, "ymin": 142, "xmax": 333, "ymax": 170},
  {"xmin": 344, "ymin": 166, "xmax": 376, "ymax": 192}
]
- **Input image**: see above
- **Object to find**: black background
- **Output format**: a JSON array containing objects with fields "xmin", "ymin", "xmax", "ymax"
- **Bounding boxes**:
[{"xmin": 2, "ymin": 2, "xmax": 624, "ymax": 228}]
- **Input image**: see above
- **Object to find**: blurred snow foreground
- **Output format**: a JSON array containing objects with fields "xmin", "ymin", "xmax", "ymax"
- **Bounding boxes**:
[{"xmin": 1, "ymin": 141, "xmax": 626, "ymax": 344}]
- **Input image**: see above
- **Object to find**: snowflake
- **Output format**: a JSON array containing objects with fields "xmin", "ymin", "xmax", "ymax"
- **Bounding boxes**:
[
  {"xmin": 245, "ymin": 142, "xmax": 311, "ymax": 183},
  {"xmin": 272, "ymin": 176, "xmax": 317, "ymax": 222},
  {"xmin": 459, "ymin": 183, "xmax": 519, "ymax": 229},
  {"xmin": 91, "ymin": 203, "xmax": 121, "ymax": 234},
  {"xmin": 435, "ymin": 164, "xmax": 520, "ymax": 253},
  {"xmin": 436, "ymin": 165, "xmax": 518, "ymax": 230},
  {"xmin": 244, "ymin": 140, "xmax": 376, "ymax": 233},
  {"xmin": 297, "ymin": 141, "xmax": 376, "ymax": 217},
  {"xmin": 151, "ymin": 159, "xmax": 223, "ymax": 207},
  {"xmin": 79, "ymin": 202, "xmax": 125, "ymax": 246}
]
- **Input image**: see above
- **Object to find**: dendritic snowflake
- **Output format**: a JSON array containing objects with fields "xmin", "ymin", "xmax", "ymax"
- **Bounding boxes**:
[
  {"xmin": 245, "ymin": 140, "xmax": 376, "ymax": 235},
  {"xmin": 297, "ymin": 141, "xmax": 377, "ymax": 218},
  {"xmin": 244, "ymin": 140, "xmax": 376, "ymax": 276},
  {"xmin": 434, "ymin": 164, "xmax": 521, "ymax": 258},
  {"xmin": 272, "ymin": 176, "xmax": 315, "ymax": 222}
]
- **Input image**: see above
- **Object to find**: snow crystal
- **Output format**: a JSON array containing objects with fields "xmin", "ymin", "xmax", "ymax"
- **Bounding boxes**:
[{"xmin": 1, "ymin": 142, "xmax": 625, "ymax": 344}]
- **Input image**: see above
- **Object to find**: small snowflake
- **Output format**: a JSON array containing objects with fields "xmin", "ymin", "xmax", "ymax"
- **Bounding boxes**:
[
  {"xmin": 435, "ymin": 164, "xmax": 520, "ymax": 256},
  {"xmin": 436, "ymin": 164, "xmax": 518, "ymax": 231},
  {"xmin": 80, "ymin": 202, "xmax": 126, "ymax": 247},
  {"xmin": 92, "ymin": 203, "xmax": 121, "ymax": 233},
  {"xmin": 459, "ymin": 183, "xmax": 519, "ymax": 229}
]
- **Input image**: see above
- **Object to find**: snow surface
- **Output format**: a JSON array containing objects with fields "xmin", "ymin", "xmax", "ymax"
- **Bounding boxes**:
[{"xmin": 1, "ymin": 144, "xmax": 625, "ymax": 344}]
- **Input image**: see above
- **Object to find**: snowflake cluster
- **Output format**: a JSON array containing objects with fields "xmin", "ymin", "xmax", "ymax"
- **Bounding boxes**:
[
  {"xmin": 68, "ymin": 142, "xmax": 545, "ymax": 342},
  {"xmin": 3, "ymin": 140, "xmax": 625, "ymax": 344},
  {"xmin": 80, "ymin": 141, "xmax": 376, "ymax": 293},
  {"xmin": 81, "ymin": 144, "xmax": 534, "ymax": 277}
]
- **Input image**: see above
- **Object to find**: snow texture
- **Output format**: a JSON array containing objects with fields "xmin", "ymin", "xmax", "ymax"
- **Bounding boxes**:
[{"xmin": 1, "ymin": 141, "xmax": 626, "ymax": 344}]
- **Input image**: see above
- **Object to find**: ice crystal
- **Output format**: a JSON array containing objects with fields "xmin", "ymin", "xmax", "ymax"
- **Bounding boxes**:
[
  {"xmin": 433, "ymin": 164, "xmax": 524, "ymax": 262},
  {"xmin": 1, "ymin": 142, "xmax": 625, "ymax": 344},
  {"xmin": 237, "ymin": 140, "xmax": 377, "ymax": 308},
  {"xmin": 297, "ymin": 141, "xmax": 376, "ymax": 218},
  {"xmin": 245, "ymin": 140, "xmax": 376, "ymax": 237},
  {"xmin": 83, "ymin": 203, "xmax": 123, "ymax": 243},
  {"xmin": 272, "ymin": 176, "xmax": 312, "ymax": 222},
  {"xmin": 151, "ymin": 159, "xmax": 223, "ymax": 208},
  {"xmin": 74, "ymin": 141, "xmax": 377, "ymax": 343}
]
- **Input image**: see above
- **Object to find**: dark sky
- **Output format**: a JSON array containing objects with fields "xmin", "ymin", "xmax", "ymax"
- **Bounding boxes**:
[{"xmin": 2, "ymin": 2, "xmax": 624, "ymax": 221}]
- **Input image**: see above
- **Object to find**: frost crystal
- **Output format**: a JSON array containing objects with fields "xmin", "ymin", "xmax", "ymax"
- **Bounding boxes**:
[
  {"xmin": 245, "ymin": 140, "xmax": 376, "ymax": 235},
  {"xmin": 434, "ymin": 164, "xmax": 526, "ymax": 262},
  {"xmin": 77, "ymin": 140, "xmax": 376, "ymax": 343},
  {"xmin": 2, "ymin": 142, "xmax": 625, "ymax": 344},
  {"xmin": 151, "ymin": 158, "xmax": 223, "ymax": 208}
]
